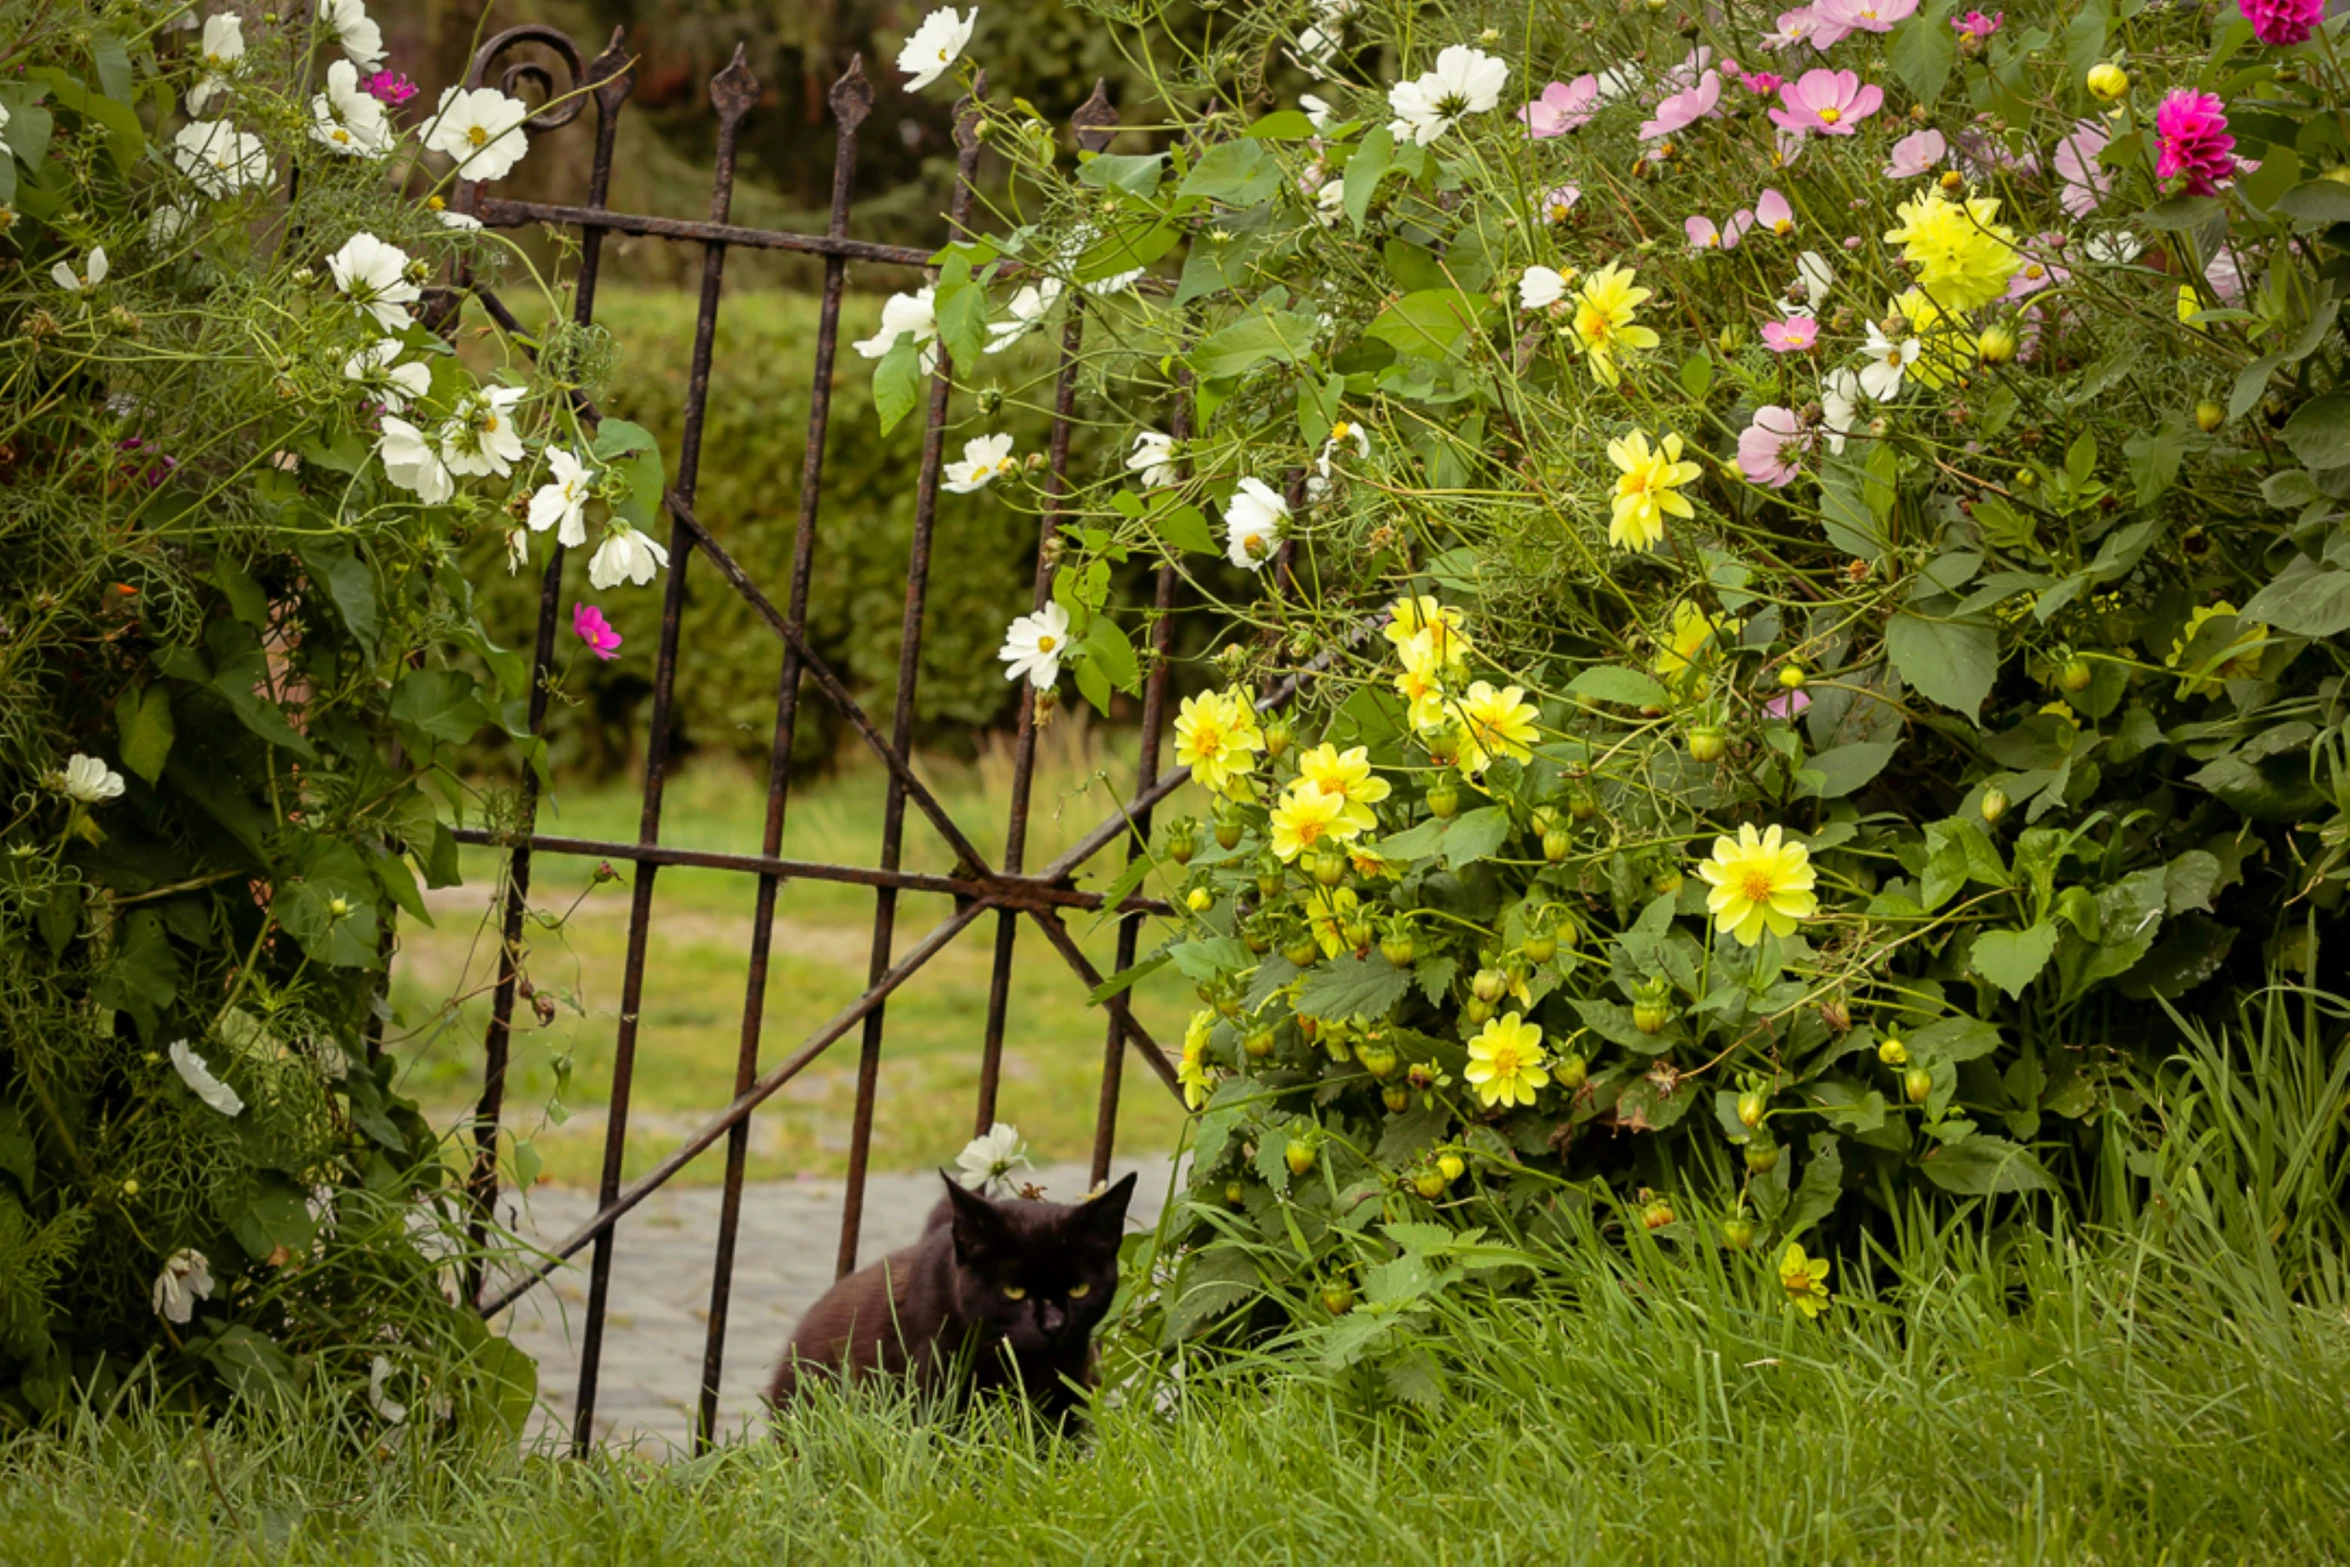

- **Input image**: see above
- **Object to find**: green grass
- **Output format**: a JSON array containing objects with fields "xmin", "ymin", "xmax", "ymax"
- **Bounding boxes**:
[
  {"xmin": 6, "ymin": 1214, "xmax": 2347, "ymax": 1563},
  {"xmin": 388, "ymin": 717, "xmax": 1202, "ymax": 1189}
]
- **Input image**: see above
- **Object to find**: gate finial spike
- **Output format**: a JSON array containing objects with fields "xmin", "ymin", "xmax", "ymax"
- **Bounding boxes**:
[
  {"xmin": 830, "ymin": 53, "xmax": 874, "ymax": 132},
  {"xmin": 588, "ymin": 27, "xmax": 637, "ymax": 112},
  {"xmin": 711, "ymin": 42, "xmax": 761, "ymax": 124},
  {"xmin": 1073, "ymin": 78, "xmax": 1118, "ymax": 153}
]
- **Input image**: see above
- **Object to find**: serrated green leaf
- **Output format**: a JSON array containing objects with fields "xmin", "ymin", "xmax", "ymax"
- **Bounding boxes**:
[
  {"xmin": 1886, "ymin": 607, "xmax": 1996, "ymax": 722},
  {"xmin": 1970, "ymin": 923, "xmax": 2058, "ymax": 998}
]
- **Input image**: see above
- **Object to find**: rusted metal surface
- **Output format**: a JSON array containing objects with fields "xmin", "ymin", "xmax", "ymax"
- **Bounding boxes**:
[{"xmin": 440, "ymin": 28, "xmax": 1197, "ymax": 1452}]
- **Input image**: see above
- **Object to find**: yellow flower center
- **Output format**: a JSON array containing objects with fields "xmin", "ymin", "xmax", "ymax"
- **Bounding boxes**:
[
  {"xmin": 468, "ymin": 124, "xmax": 489, "ymax": 147},
  {"xmin": 1818, "ymin": 106, "xmax": 1841, "ymax": 124},
  {"xmin": 1192, "ymin": 721, "xmax": 1222, "ymax": 750},
  {"xmin": 1490, "ymin": 1043, "xmax": 1525, "ymax": 1074},
  {"xmin": 1331, "ymin": 421, "xmax": 1352, "ymax": 441},
  {"xmin": 333, "ymin": 128, "xmax": 351, "ymax": 143},
  {"xmin": 1034, "ymin": 633, "xmax": 1056, "ymax": 652},
  {"xmin": 1295, "ymin": 819, "xmax": 1325, "ymax": 845},
  {"xmin": 1738, "ymin": 866, "xmax": 1778, "ymax": 904},
  {"xmin": 428, "ymin": 196, "xmax": 447, "ymax": 211},
  {"xmin": 1622, "ymin": 470, "xmax": 1651, "ymax": 497},
  {"xmin": 482, "ymin": 413, "xmax": 501, "ymax": 434}
]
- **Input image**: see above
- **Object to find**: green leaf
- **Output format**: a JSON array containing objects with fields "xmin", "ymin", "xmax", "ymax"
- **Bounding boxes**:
[
  {"xmin": 1187, "ymin": 310, "xmax": 1321, "ymax": 380},
  {"xmin": 1293, "ymin": 953, "xmax": 1414, "ymax": 1021},
  {"xmin": 1890, "ymin": 4, "xmax": 1958, "ymax": 106},
  {"xmin": 293, "ymin": 538, "xmax": 380, "ymax": 654},
  {"xmin": 1088, "ymin": 952, "xmax": 1168, "ymax": 1005},
  {"xmin": 1798, "ymin": 740, "xmax": 1896, "ymax": 800},
  {"xmin": 1779, "ymin": 1135, "xmax": 1845, "ymax": 1240},
  {"xmin": 1168, "ymin": 936, "xmax": 1253, "ymax": 983},
  {"xmin": 1244, "ymin": 110, "xmax": 1319, "ymax": 140},
  {"xmin": 2283, "ymin": 392, "xmax": 2350, "ymax": 471},
  {"xmin": 1178, "ymin": 140, "xmax": 1282, "ymax": 205},
  {"xmin": 2163, "ymin": 849, "xmax": 2222, "ymax": 915},
  {"xmin": 277, "ymin": 876, "xmax": 381, "ymax": 969},
  {"xmin": 1073, "ymin": 219, "xmax": 1181, "ymax": 284},
  {"xmin": 90, "ymin": 32, "xmax": 133, "ymax": 105},
  {"xmin": 1970, "ymin": 923, "xmax": 2058, "ymax": 999},
  {"xmin": 232, "ymin": 1173, "xmax": 321, "ymax": 1261},
  {"xmin": 1376, "ymin": 805, "xmax": 1511, "ymax": 870},
  {"xmin": 872, "ymin": 337, "xmax": 926, "ymax": 435},
  {"xmin": 1155, "ymin": 503, "xmax": 1218, "ymax": 556},
  {"xmin": 209, "ymin": 644, "xmax": 318, "ymax": 760},
  {"xmin": 1886, "ymin": 607, "xmax": 1997, "ymax": 722},
  {"xmin": 1909, "ymin": 1014, "xmax": 2001, "ymax": 1064},
  {"xmin": 1078, "ymin": 614, "xmax": 1140, "ymax": 696},
  {"xmin": 1366, "ymin": 289, "xmax": 1492, "ymax": 357},
  {"xmin": 24, "ymin": 69, "xmax": 141, "ymax": 172},
  {"xmin": 203, "ymin": 1325, "xmax": 297, "ymax": 1400},
  {"xmin": 2240, "ymin": 551, "xmax": 2350, "ymax": 638},
  {"xmin": 590, "ymin": 417, "xmax": 660, "ymax": 461},
  {"xmin": 114, "ymin": 685, "xmax": 174, "ymax": 786},
  {"xmin": 932, "ymin": 259, "xmax": 990, "ymax": 375},
  {"xmin": 1565, "ymin": 666, "xmax": 1669, "ymax": 709},
  {"xmin": 1818, "ymin": 460, "xmax": 1890, "ymax": 561},
  {"xmin": 92, "ymin": 908, "xmax": 178, "ymax": 1040},
  {"xmin": 2061, "ymin": 0, "xmax": 2109, "ymax": 94},
  {"xmin": 1917, "ymin": 1132, "xmax": 2055, "ymax": 1195},
  {"xmin": 2140, "ymin": 194, "xmax": 2224, "ymax": 231},
  {"xmin": 387, "ymin": 669, "xmax": 490, "ymax": 747},
  {"xmin": 1342, "ymin": 126, "xmax": 1395, "ymax": 230},
  {"xmin": 2270, "ymin": 178, "xmax": 2350, "ymax": 228},
  {"xmin": 1075, "ymin": 151, "xmax": 1165, "ymax": 195}
]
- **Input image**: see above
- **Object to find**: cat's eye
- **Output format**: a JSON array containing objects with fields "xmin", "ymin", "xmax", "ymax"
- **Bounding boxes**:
[
  {"xmin": 1068, "ymin": 1282, "xmax": 1092, "ymax": 1299},
  {"xmin": 1002, "ymin": 1285, "xmax": 1027, "ymax": 1301}
]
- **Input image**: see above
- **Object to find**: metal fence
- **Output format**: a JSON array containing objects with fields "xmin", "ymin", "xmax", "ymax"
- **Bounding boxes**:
[{"xmin": 429, "ymin": 23, "xmax": 1195, "ymax": 1455}]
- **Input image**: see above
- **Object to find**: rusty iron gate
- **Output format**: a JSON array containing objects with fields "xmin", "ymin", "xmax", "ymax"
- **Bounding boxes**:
[{"xmin": 430, "ymin": 24, "xmax": 1199, "ymax": 1454}]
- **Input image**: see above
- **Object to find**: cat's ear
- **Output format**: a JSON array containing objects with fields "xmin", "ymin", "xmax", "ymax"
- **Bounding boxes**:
[
  {"xmin": 1074, "ymin": 1171, "xmax": 1138, "ymax": 1244},
  {"xmin": 941, "ymin": 1172, "xmax": 1009, "ymax": 1261}
]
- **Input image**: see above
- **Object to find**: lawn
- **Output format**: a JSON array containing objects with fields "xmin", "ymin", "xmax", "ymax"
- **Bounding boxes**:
[
  {"xmin": 386, "ymin": 716, "xmax": 1202, "ymax": 1189},
  {"xmin": 7, "ymin": 1218, "xmax": 2347, "ymax": 1563}
]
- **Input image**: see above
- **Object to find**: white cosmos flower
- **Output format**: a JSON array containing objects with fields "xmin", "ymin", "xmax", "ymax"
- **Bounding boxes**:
[
  {"xmin": 148, "ymin": 203, "xmax": 195, "ymax": 246},
  {"xmin": 169, "ymin": 1039, "xmax": 246, "ymax": 1117},
  {"xmin": 318, "ymin": 0, "xmax": 386, "ymax": 71},
  {"xmin": 1302, "ymin": 93, "xmax": 1335, "ymax": 130},
  {"xmin": 852, "ymin": 286, "xmax": 938, "ymax": 366},
  {"xmin": 432, "ymin": 202, "xmax": 484, "ymax": 231},
  {"xmin": 898, "ymin": 6, "xmax": 977, "ymax": 92},
  {"xmin": 343, "ymin": 339, "xmax": 430, "ymax": 412},
  {"xmin": 187, "ymin": 13, "xmax": 245, "ymax": 114},
  {"xmin": 369, "ymin": 1356, "xmax": 409, "ymax": 1425},
  {"xmin": 1224, "ymin": 478, "xmax": 1290, "ymax": 571},
  {"xmin": 152, "ymin": 1248, "xmax": 215, "ymax": 1325},
  {"xmin": 955, "ymin": 1122, "xmax": 1034, "ymax": 1193},
  {"xmin": 1127, "ymin": 430, "xmax": 1178, "ymax": 489},
  {"xmin": 1314, "ymin": 180, "xmax": 1346, "ymax": 226},
  {"xmin": 173, "ymin": 119, "xmax": 269, "ymax": 197},
  {"xmin": 1386, "ymin": 45, "xmax": 1509, "ymax": 146},
  {"xmin": 984, "ymin": 278, "xmax": 1062, "ymax": 353},
  {"xmin": 1518, "ymin": 264, "xmax": 1568, "ymax": 311},
  {"xmin": 1821, "ymin": 367, "xmax": 1864, "ymax": 456},
  {"xmin": 438, "ymin": 384, "xmax": 529, "ymax": 478},
  {"xmin": 589, "ymin": 524, "xmax": 670, "ymax": 589},
  {"xmin": 943, "ymin": 432, "xmax": 1019, "ymax": 493},
  {"xmin": 526, "ymin": 447, "xmax": 596, "ymax": 546},
  {"xmin": 310, "ymin": 59, "xmax": 394, "ymax": 157},
  {"xmin": 2084, "ymin": 232, "xmax": 2144, "ymax": 266},
  {"xmin": 59, "ymin": 754, "xmax": 125, "ymax": 803},
  {"xmin": 1296, "ymin": 25, "xmax": 1342, "ymax": 76},
  {"xmin": 997, "ymin": 602, "xmax": 1072, "ymax": 690},
  {"xmin": 1791, "ymin": 250, "xmax": 1835, "ymax": 312},
  {"xmin": 51, "ymin": 247, "xmax": 106, "ymax": 294},
  {"xmin": 421, "ymin": 85, "xmax": 532, "ymax": 182},
  {"xmin": 1858, "ymin": 324, "xmax": 1920, "ymax": 401},
  {"xmin": 378, "ymin": 416, "xmax": 455, "ymax": 503},
  {"xmin": 328, "ymin": 231, "xmax": 419, "ymax": 332}
]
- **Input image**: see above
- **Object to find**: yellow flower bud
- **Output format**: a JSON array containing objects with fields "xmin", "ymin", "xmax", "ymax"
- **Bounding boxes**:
[
  {"xmin": 1977, "ymin": 325, "xmax": 2018, "ymax": 365},
  {"xmin": 2086, "ymin": 62, "xmax": 2129, "ymax": 102}
]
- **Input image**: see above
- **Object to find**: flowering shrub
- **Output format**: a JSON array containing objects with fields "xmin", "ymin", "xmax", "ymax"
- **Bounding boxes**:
[
  {"xmin": 0, "ymin": 0, "xmax": 667, "ymax": 1422},
  {"xmin": 874, "ymin": 0, "xmax": 2350, "ymax": 1359}
]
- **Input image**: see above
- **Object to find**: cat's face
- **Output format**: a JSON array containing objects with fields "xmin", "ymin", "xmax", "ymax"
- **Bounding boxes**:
[{"xmin": 943, "ymin": 1173, "xmax": 1136, "ymax": 1355}]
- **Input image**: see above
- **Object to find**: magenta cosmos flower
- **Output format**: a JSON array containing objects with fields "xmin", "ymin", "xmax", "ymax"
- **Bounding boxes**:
[
  {"xmin": 2155, "ymin": 90, "xmax": 2236, "ymax": 197},
  {"xmin": 1770, "ymin": 70, "xmax": 1882, "ymax": 137},
  {"xmin": 1884, "ymin": 128, "xmax": 1946, "ymax": 178},
  {"xmin": 1740, "ymin": 69, "xmax": 1784, "ymax": 94},
  {"xmin": 1521, "ymin": 77, "xmax": 1600, "ymax": 137},
  {"xmin": 1639, "ymin": 69, "xmax": 1721, "ymax": 141},
  {"xmin": 573, "ymin": 601, "xmax": 622, "ymax": 660},
  {"xmin": 364, "ymin": 70, "xmax": 419, "ymax": 107},
  {"xmin": 1951, "ymin": 9, "xmax": 2003, "ymax": 36},
  {"xmin": 1738, "ymin": 406, "xmax": 1811, "ymax": 488},
  {"xmin": 2239, "ymin": 0, "xmax": 2321, "ymax": 46},
  {"xmin": 1761, "ymin": 315, "xmax": 1818, "ymax": 352}
]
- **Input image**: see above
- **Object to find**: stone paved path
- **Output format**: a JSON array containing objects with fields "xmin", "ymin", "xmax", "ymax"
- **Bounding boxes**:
[{"xmin": 490, "ymin": 1161, "xmax": 1174, "ymax": 1451}]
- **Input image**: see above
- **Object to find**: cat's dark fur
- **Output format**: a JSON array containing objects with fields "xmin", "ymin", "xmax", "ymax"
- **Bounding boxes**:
[{"xmin": 764, "ymin": 1172, "xmax": 1136, "ymax": 1422}]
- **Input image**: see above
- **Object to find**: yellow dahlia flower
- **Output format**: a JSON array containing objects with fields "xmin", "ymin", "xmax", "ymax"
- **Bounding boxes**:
[
  {"xmin": 1696, "ymin": 822, "xmax": 1819, "ymax": 947},
  {"xmin": 1570, "ymin": 263, "xmax": 1660, "ymax": 387},
  {"xmin": 1295, "ymin": 742, "xmax": 1392, "ymax": 833},
  {"xmin": 1465, "ymin": 1012, "xmax": 1550, "ymax": 1108},
  {"xmin": 1882, "ymin": 190, "xmax": 2017, "ymax": 315},
  {"xmin": 1269, "ymin": 782, "xmax": 1356, "ymax": 861},
  {"xmin": 1607, "ymin": 430, "xmax": 1700, "ymax": 553},
  {"xmin": 1175, "ymin": 688, "xmax": 1264, "ymax": 798},
  {"xmin": 1454, "ymin": 680, "xmax": 1541, "ymax": 775}
]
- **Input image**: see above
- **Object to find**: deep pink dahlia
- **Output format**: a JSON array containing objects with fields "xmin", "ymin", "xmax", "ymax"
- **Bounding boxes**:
[
  {"xmin": 2154, "ymin": 90, "xmax": 2236, "ymax": 197},
  {"xmin": 2239, "ymin": 0, "xmax": 2321, "ymax": 46},
  {"xmin": 364, "ymin": 70, "xmax": 420, "ymax": 107}
]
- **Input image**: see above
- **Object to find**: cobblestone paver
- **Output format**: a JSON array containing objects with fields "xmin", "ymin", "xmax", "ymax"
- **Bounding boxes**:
[{"xmin": 492, "ymin": 1161, "xmax": 1173, "ymax": 1451}]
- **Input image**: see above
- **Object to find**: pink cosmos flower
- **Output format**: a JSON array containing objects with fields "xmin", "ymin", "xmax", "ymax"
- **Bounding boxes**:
[
  {"xmin": 1761, "ymin": 7, "xmax": 1822, "ymax": 51},
  {"xmin": 2052, "ymin": 119, "xmax": 2110, "ymax": 216},
  {"xmin": 1738, "ymin": 406, "xmax": 1811, "ymax": 488},
  {"xmin": 1883, "ymin": 128, "xmax": 1946, "ymax": 178},
  {"xmin": 1521, "ymin": 77, "xmax": 1600, "ymax": 137},
  {"xmin": 1819, "ymin": 0, "xmax": 1919, "ymax": 35},
  {"xmin": 2005, "ymin": 235, "xmax": 2068, "ymax": 301},
  {"xmin": 2155, "ymin": 90, "xmax": 2236, "ymax": 197},
  {"xmin": 1955, "ymin": 128, "xmax": 2039, "ymax": 177},
  {"xmin": 573, "ymin": 602, "xmax": 622, "ymax": 661},
  {"xmin": 1755, "ymin": 188, "xmax": 1795, "ymax": 236},
  {"xmin": 1639, "ymin": 69, "xmax": 1722, "ymax": 141},
  {"xmin": 1761, "ymin": 315, "xmax": 1819, "ymax": 352},
  {"xmin": 1774, "ymin": 129, "xmax": 1807, "ymax": 168},
  {"xmin": 364, "ymin": 70, "xmax": 420, "ymax": 107},
  {"xmin": 1687, "ymin": 212, "xmax": 1754, "ymax": 251},
  {"xmin": 1951, "ymin": 9, "xmax": 2003, "ymax": 35},
  {"xmin": 1740, "ymin": 70, "xmax": 1784, "ymax": 94},
  {"xmin": 2239, "ymin": 0, "xmax": 2322, "ymax": 46},
  {"xmin": 1763, "ymin": 688, "xmax": 1812, "ymax": 720},
  {"xmin": 1770, "ymin": 70, "xmax": 1882, "ymax": 137},
  {"xmin": 1658, "ymin": 47, "xmax": 1717, "ymax": 94},
  {"xmin": 1540, "ymin": 184, "xmax": 1582, "ymax": 224}
]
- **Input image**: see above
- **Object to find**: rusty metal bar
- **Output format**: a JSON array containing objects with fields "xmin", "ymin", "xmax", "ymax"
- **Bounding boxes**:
[
  {"xmin": 472, "ymin": 196, "xmax": 934, "ymax": 268},
  {"xmin": 477, "ymin": 898, "xmax": 991, "ymax": 1320},
  {"xmin": 659, "ymin": 493, "xmax": 997, "ymax": 881},
  {"xmin": 446, "ymin": 828, "xmax": 1170, "ymax": 915},
  {"xmin": 834, "ymin": 81, "xmax": 986, "ymax": 1283},
  {"xmin": 461, "ymin": 27, "xmax": 634, "ymax": 1306},
  {"xmin": 972, "ymin": 82, "xmax": 1120, "ymax": 1138},
  {"xmin": 692, "ymin": 57, "xmax": 875, "ymax": 1452},
  {"xmin": 569, "ymin": 46, "xmax": 760, "ymax": 1456},
  {"xmin": 1024, "ymin": 907, "xmax": 1179, "ymax": 1096}
]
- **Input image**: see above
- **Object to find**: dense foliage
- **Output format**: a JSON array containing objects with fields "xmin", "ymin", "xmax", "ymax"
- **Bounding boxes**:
[
  {"xmin": 0, "ymin": 0, "xmax": 667, "ymax": 1424},
  {"xmin": 861, "ymin": 0, "xmax": 2350, "ymax": 1362}
]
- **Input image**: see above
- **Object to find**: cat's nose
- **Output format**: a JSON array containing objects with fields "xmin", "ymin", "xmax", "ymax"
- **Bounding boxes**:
[{"xmin": 1037, "ymin": 1300, "xmax": 1068, "ymax": 1338}]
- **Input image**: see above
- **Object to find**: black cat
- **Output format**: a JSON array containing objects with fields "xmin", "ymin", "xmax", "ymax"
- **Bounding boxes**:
[{"xmin": 765, "ymin": 1172, "xmax": 1137, "ymax": 1423}]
